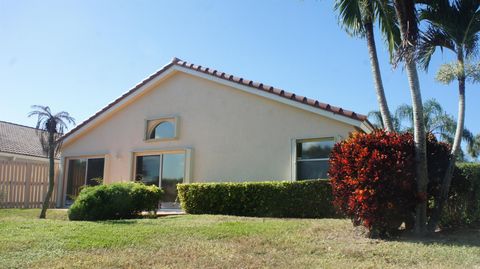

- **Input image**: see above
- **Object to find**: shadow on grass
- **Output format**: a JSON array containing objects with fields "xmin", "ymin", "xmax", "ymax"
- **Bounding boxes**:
[{"xmin": 388, "ymin": 225, "xmax": 480, "ymax": 248}]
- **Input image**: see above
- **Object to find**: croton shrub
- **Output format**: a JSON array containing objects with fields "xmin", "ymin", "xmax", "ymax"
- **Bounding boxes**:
[{"xmin": 328, "ymin": 130, "xmax": 450, "ymax": 236}]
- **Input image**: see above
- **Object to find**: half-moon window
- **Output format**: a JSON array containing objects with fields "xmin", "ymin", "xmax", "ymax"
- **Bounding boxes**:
[{"xmin": 150, "ymin": 121, "xmax": 175, "ymax": 139}]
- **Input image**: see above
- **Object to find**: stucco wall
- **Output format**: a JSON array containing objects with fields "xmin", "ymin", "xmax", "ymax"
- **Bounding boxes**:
[{"xmin": 61, "ymin": 71, "xmax": 357, "ymax": 183}]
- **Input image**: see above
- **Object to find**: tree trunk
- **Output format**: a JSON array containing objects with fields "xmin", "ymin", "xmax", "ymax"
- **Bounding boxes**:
[
  {"xmin": 406, "ymin": 60, "xmax": 429, "ymax": 235},
  {"xmin": 364, "ymin": 22, "xmax": 394, "ymax": 132},
  {"xmin": 428, "ymin": 51, "xmax": 466, "ymax": 232},
  {"xmin": 392, "ymin": 0, "xmax": 429, "ymax": 235},
  {"xmin": 39, "ymin": 132, "xmax": 55, "ymax": 219}
]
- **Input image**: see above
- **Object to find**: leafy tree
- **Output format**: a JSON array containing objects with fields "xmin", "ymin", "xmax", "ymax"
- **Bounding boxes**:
[
  {"xmin": 417, "ymin": 0, "xmax": 480, "ymax": 231},
  {"xmin": 391, "ymin": 0, "xmax": 429, "ymax": 234},
  {"xmin": 334, "ymin": 0, "xmax": 399, "ymax": 131},
  {"xmin": 29, "ymin": 105, "xmax": 75, "ymax": 219}
]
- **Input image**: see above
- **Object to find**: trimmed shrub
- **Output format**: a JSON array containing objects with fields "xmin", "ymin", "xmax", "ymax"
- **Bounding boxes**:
[
  {"xmin": 328, "ymin": 130, "xmax": 451, "ymax": 236},
  {"xmin": 441, "ymin": 163, "xmax": 480, "ymax": 227},
  {"xmin": 177, "ymin": 180, "xmax": 336, "ymax": 218},
  {"xmin": 68, "ymin": 182, "xmax": 163, "ymax": 221}
]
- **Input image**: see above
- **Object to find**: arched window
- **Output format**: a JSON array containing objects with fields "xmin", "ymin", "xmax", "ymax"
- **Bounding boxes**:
[{"xmin": 149, "ymin": 121, "xmax": 175, "ymax": 139}]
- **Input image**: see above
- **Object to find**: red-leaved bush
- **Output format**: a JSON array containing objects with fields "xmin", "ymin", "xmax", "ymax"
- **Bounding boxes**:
[{"xmin": 329, "ymin": 130, "xmax": 450, "ymax": 236}]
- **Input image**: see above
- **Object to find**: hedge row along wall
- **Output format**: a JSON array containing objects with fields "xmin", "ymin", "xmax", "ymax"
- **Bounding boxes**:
[
  {"xmin": 178, "ymin": 163, "xmax": 480, "ymax": 223},
  {"xmin": 177, "ymin": 179, "xmax": 336, "ymax": 218},
  {"xmin": 442, "ymin": 163, "xmax": 480, "ymax": 226}
]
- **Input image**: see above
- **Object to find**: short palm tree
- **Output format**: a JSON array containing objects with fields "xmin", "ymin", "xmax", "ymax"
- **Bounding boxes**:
[
  {"xmin": 334, "ymin": 0, "xmax": 399, "ymax": 131},
  {"xmin": 418, "ymin": 0, "xmax": 480, "ymax": 230},
  {"xmin": 29, "ymin": 105, "xmax": 75, "ymax": 219},
  {"xmin": 368, "ymin": 99, "xmax": 474, "ymax": 151},
  {"xmin": 395, "ymin": 99, "xmax": 474, "ymax": 144}
]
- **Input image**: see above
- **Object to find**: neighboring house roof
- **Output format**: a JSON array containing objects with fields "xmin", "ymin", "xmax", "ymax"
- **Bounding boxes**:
[
  {"xmin": 0, "ymin": 120, "xmax": 53, "ymax": 159},
  {"xmin": 62, "ymin": 58, "xmax": 374, "ymax": 144}
]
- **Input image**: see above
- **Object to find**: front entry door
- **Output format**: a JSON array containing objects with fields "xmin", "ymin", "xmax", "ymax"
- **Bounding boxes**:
[{"xmin": 135, "ymin": 152, "xmax": 186, "ymax": 208}]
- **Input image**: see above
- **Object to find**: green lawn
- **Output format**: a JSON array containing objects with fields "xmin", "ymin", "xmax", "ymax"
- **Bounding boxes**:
[{"xmin": 0, "ymin": 209, "xmax": 479, "ymax": 269}]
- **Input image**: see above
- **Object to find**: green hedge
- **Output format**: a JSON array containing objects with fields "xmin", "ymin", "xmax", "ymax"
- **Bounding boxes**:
[
  {"xmin": 68, "ymin": 182, "xmax": 163, "ymax": 221},
  {"xmin": 177, "ymin": 180, "xmax": 336, "ymax": 218},
  {"xmin": 441, "ymin": 163, "xmax": 480, "ymax": 227}
]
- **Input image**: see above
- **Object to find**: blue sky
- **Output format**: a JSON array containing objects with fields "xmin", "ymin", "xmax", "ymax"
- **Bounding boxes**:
[{"xmin": 1, "ymin": 0, "xmax": 479, "ymax": 136}]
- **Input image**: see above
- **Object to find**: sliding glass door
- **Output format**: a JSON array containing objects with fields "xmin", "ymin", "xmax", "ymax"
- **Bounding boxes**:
[
  {"xmin": 135, "ymin": 152, "xmax": 185, "ymax": 207},
  {"xmin": 66, "ymin": 157, "xmax": 105, "ymax": 203}
]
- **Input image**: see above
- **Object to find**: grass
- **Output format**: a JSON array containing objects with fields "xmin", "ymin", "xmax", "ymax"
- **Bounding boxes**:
[{"xmin": 0, "ymin": 209, "xmax": 479, "ymax": 269}]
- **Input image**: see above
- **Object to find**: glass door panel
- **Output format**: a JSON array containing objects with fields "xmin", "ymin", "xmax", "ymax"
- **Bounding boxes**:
[
  {"xmin": 66, "ymin": 159, "xmax": 86, "ymax": 201},
  {"xmin": 86, "ymin": 158, "xmax": 105, "ymax": 186},
  {"xmin": 161, "ymin": 153, "xmax": 185, "ymax": 203},
  {"xmin": 135, "ymin": 155, "xmax": 161, "ymax": 186}
]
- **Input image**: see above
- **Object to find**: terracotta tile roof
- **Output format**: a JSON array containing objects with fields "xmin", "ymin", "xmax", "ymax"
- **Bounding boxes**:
[
  {"xmin": 62, "ymin": 58, "xmax": 372, "ymax": 141},
  {"xmin": 0, "ymin": 121, "xmax": 51, "ymax": 159}
]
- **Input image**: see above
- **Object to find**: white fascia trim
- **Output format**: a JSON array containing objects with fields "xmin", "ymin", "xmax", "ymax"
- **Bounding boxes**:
[
  {"xmin": 174, "ymin": 65, "xmax": 368, "ymax": 130},
  {"xmin": 62, "ymin": 67, "xmax": 178, "ymax": 146}
]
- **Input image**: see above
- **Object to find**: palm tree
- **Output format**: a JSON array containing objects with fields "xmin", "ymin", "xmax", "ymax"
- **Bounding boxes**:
[
  {"xmin": 468, "ymin": 134, "xmax": 480, "ymax": 160},
  {"xmin": 29, "ymin": 105, "xmax": 75, "ymax": 219},
  {"xmin": 367, "ymin": 110, "xmax": 401, "ymax": 131},
  {"xmin": 391, "ymin": 0, "xmax": 429, "ymax": 234},
  {"xmin": 369, "ymin": 99, "xmax": 474, "ymax": 150},
  {"xmin": 417, "ymin": 0, "xmax": 480, "ymax": 230},
  {"xmin": 334, "ymin": 0, "xmax": 399, "ymax": 131}
]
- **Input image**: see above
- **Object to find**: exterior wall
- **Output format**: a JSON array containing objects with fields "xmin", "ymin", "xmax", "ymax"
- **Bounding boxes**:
[{"xmin": 61, "ymin": 71, "xmax": 356, "ymax": 184}]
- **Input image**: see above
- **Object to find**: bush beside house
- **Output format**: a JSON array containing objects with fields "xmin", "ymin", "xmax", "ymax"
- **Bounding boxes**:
[
  {"xmin": 442, "ymin": 163, "xmax": 480, "ymax": 227},
  {"xmin": 177, "ymin": 180, "xmax": 336, "ymax": 218},
  {"xmin": 68, "ymin": 182, "xmax": 162, "ymax": 221},
  {"xmin": 328, "ymin": 130, "xmax": 480, "ymax": 236}
]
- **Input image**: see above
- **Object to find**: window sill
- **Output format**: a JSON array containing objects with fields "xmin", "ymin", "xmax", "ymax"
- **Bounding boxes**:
[{"xmin": 144, "ymin": 137, "xmax": 178, "ymax": 143}]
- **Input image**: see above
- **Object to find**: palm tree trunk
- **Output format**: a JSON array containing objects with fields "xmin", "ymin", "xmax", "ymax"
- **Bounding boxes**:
[
  {"xmin": 39, "ymin": 132, "xmax": 55, "ymax": 219},
  {"xmin": 364, "ymin": 22, "xmax": 394, "ymax": 132},
  {"xmin": 405, "ymin": 60, "xmax": 429, "ymax": 235},
  {"xmin": 392, "ymin": 0, "xmax": 429, "ymax": 235},
  {"xmin": 428, "ymin": 51, "xmax": 466, "ymax": 231}
]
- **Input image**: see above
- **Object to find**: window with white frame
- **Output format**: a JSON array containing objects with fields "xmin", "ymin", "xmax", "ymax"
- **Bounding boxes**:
[
  {"xmin": 146, "ymin": 117, "xmax": 177, "ymax": 141},
  {"xmin": 296, "ymin": 138, "xmax": 335, "ymax": 180}
]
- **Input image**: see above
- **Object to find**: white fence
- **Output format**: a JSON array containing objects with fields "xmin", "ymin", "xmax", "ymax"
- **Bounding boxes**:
[{"xmin": 0, "ymin": 160, "xmax": 59, "ymax": 208}]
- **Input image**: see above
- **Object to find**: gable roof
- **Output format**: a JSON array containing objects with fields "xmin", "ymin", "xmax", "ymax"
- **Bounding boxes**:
[
  {"xmin": 62, "ymin": 58, "xmax": 374, "ymax": 144},
  {"xmin": 0, "ymin": 120, "xmax": 52, "ymax": 159}
]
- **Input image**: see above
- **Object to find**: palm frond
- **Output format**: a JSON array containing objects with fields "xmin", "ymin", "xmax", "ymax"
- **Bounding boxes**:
[
  {"xmin": 28, "ymin": 105, "xmax": 75, "ymax": 155},
  {"xmin": 374, "ymin": 0, "xmax": 401, "ymax": 60},
  {"xmin": 334, "ymin": 0, "xmax": 366, "ymax": 37},
  {"xmin": 436, "ymin": 62, "xmax": 460, "ymax": 84},
  {"xmin": 367, "ymin": 110, "xmax": 385, "ymax": 129},
  {"xmin": 418, "ymin": 27, "xmax": 456, "ymax": 70}
]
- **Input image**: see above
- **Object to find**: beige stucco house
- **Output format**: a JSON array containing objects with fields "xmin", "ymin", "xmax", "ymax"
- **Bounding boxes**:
[{"xmin": 57, "ymin": 58, "xmax": 373, "ymax": 207}]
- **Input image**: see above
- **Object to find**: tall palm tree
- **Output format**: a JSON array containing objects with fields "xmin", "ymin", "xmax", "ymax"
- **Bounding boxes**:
[
  {"xmin": 391, "ymin": 0, "xmax": 429, "ymax": 235},
  {"xmin": 29, "ymin": 105, "xmax": 75, "ymax": 219},
  {"xmin": 334, "ymin": 0, "xmax": 399, "ymax": 131},
  {"xmin": 417, "ymin": 0, "xmax": 480, "ymax": 230}
]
